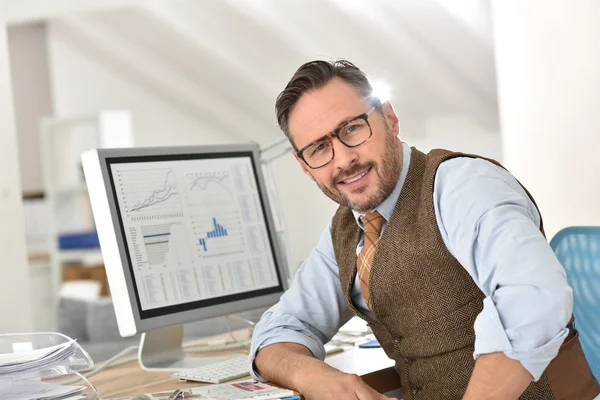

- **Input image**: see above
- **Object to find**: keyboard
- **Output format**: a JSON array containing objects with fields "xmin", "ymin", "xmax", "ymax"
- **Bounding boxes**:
[{"xmin": 172, "ymin": 356, "xmax": 249, "ymax": 384}]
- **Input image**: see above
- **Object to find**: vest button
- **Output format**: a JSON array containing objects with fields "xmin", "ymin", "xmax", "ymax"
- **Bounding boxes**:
[
  {"xmin": 406, "ymin": 358, "xmax": 415, "ymax": 366},
  {"xmin": 394, "ymin": 337, "xmax": 402, "ymax": 344},
  {"xmin": 411, "ymin": 387, "xmax": 421, "ymax": 395}
]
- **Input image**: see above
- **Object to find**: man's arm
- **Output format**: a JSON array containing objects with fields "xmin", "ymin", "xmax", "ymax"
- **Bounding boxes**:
[
  {"xmin": 249, "ymin": 220, "xmax": 351, "ymax": 379},
  {"xmin": 255, "ymin": 342, "xmax": 394, "ymax": 400},
  {"xmin": 249, "ymin": 221, "xmax": 396, "ymax": 399},
  {"xmin": 463, "ymin": 352, "xmax": 532, "ymax": 400},
  {"xmin": 434, "ymin": 157, "xmax": 573, "ymax": 398},
  {"xmin": 254, "ymin": 342, "xmax": 320, "ymax": 390}
]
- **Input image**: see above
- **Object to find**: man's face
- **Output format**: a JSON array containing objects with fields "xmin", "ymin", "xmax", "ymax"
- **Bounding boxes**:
[{"xmin": 288, "ymin": 78, "xmax": 403, "ymax": 213}]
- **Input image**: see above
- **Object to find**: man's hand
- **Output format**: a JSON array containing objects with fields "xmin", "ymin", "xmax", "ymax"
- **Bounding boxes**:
[
  {"xmin": 254, "ymin": 342, "xmax": 397, "ymax": 400},
  {"xmin": 300, "ymin": 365, "xmax": 398, "ymax": 400}
]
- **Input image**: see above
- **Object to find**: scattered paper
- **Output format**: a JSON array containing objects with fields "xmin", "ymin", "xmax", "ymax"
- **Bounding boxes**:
[
  {"xmin": 338, "ymin": 316, "xmax": 370, "ymax": 334},
  {"xmin": 112, "ymin": 381, "xmax": 294, "ymax": 400},
  {"xmin": 190, "ymin": 380, "xmax": 294, "ymax": 399}
]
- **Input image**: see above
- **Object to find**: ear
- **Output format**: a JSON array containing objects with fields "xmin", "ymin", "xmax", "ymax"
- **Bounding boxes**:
[
  {"xmin": 293, "ymin": 151, "xmax": 316, "ymax": 181},
  {"xmin": 380, "ymin": 101, "xmax": 400, "ymax": 136}
]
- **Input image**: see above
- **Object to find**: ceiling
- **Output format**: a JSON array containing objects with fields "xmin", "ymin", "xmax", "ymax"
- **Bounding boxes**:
[{"xmin": 6, "ymin": 0, "xmax": 499, "ymax": 142}]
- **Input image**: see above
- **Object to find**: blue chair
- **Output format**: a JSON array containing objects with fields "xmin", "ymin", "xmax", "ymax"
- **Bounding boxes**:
[{"xmin": 550, "ymin": 226, "xmax": 600, "ymax": 380}]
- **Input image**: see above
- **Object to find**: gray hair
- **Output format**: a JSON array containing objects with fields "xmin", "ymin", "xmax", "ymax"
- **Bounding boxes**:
[{"xmin": 275, "ymin": 59, "xmax": 376, "ymax": 147}]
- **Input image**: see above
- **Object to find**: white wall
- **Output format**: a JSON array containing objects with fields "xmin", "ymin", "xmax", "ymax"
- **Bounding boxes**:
[
  {"xmin": 491, "ymin": 0, "xmax": 600, "ymax": 239},
  {"xmin": 0, "ymin": 15, "xmax": 34, "ymax": 333},
  {"xmin": 406, "ymin": 115, "xmax": 502, "ymax": 161},
  {"xmin": 47, "ymin": 22, "xmax": 238, "ymax": 147},
  {"xmin": 269, "ymin": 154, "xmax": 339, "ymax": 274},
  {"xmin": 8, "ymin": 23, "xmax": 53, "ymax": 194},
  {"xmin": 5, "ymin": 0, "xmax": 150, "ymax": 25}
]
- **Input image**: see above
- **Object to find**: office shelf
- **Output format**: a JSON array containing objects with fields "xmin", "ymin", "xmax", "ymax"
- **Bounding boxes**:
[
  {"xmin": 39, "ymin": 111, "xmax": 133, "ymax": 319},
  {"xmin": 57, "ymin": 249, "xmax": 104, "ymax": 266}
]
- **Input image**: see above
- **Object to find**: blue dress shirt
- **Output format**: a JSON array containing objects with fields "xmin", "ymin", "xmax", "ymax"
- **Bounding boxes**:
[{"xmin": 250, "ymin": 141, "xmax": 573, "ymax": 384}]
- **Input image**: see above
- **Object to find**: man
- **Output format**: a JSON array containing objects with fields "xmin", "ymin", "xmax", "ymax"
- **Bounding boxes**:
[{"xmin": 249, "ymin": 59, "xmax": 600, "ymax": 400}]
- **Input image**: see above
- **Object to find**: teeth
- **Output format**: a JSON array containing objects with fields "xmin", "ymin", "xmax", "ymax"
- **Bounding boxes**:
[{"xmin": 343, "ymin": 169, "xmax": 369, "ymax": 184}]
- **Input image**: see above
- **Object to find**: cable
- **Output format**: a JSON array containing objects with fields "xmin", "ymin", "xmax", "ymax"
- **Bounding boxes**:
[
  {"xmin": 225, "ymin": 315, "xmax": 239, "ymax": 343},
  {"xmin": 227, "ymin": 314, "xmax": 257, "ymax": 328},
  {"xmin": 183, "ymin": 339, "xmax": 251, "ymax": 353},
  {"xmin": 57, "ymin": 316, "xmax": 258, "ymax": 386},
  {"xmin": 58, "ymin": 337, "xmax": 251, "ymax": 388},
  {"xmin": 180, "ymin": 315, "xmax": 256, "ymax": 351},
  {"xmin": 73, "ymin": 370, "xmax": 104, "ymax": 400},
  {"xmin": 58, "ymin": 345, "xmax": 139, "ymax": 385}
]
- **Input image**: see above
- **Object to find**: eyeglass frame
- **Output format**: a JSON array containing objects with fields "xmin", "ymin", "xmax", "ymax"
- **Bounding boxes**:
[{"xmin": 295, "ymin": 106, "xmax": 376, "ymax": 169}]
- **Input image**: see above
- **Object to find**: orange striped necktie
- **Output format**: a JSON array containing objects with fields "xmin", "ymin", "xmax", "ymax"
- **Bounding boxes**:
[{"xmin": 357, "ymin": 211, "xmax": 385, "ymax": 306}]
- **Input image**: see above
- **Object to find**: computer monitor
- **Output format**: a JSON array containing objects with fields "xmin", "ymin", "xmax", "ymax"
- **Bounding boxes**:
[{"xmin": 81, "ymin": 143, "xmax": 288, "ymax": 370}]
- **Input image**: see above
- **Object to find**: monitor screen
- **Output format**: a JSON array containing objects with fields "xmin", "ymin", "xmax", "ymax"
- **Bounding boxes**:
[{"xmin": 104, "ymin": 150, "xmax": 284, "ymax": 320}]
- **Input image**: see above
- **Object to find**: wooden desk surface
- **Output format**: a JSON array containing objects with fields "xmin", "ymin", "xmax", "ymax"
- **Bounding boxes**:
[{"xmin": 88, "ymin": 331, "xmax": 400, "ymax": 398}]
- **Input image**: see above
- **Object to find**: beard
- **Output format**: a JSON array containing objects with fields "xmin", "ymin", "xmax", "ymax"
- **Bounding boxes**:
[{"xmin": 315, "ymin": 131, "xmax": 403, "ymax": 213}]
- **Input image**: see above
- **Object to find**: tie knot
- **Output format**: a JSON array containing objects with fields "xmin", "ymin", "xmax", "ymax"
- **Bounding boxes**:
[{"xmin": 361, "ymin": 211, "xmax": 384, "ymax": 236}]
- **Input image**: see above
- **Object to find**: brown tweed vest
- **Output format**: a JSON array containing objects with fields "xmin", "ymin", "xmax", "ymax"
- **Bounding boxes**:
[{"xmin": 332, "ymin": 147, "xmax": 600, "ymax": 400}]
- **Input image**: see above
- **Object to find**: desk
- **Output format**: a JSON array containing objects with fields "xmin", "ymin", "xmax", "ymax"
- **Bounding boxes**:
[{"xmin": 88, "ymin": 331, "xmax": 400, "ymax": 398}]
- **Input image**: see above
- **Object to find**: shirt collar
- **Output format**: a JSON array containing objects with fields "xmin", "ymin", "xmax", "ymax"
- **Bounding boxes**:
[{"xmin": 353, "ymin": 141, "xmax": 411, "ymax": 227}]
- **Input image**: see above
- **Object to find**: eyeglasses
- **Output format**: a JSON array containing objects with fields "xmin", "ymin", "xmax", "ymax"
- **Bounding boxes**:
[{"xmin": 296, "ymin": 107, "xmax": 375, "ymax": 169}]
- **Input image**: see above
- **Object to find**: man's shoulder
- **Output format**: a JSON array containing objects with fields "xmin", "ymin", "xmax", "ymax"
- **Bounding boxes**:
[
  {"xmin": 435, "ymin": 154, "xmax": 512, "ymax": 183},
  {"xmin": 425, "ymin": 148, "xmax": 503, "ymax": 169},
  {"xmin": 433, "ymin": 154, "xmax": 538, "ymax": 219}
]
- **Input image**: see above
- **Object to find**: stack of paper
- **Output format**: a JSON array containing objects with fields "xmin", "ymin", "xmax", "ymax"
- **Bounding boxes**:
[
  {"xmin": 0, "ymin": 381, "xmax": 85, "ymax": 400},
  {"xmin": 0, "ymin": 335, "xmax": 92, "ymax": 400},
  {"xmin": 0, "ymin": 340, "xmax": 78, "ymax": 376}
]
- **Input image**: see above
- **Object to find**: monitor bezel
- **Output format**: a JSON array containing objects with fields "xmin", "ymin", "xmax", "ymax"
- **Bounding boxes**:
[{"xmin": 90, "ymin": 143, "xmax": 289, "ymax": 334}]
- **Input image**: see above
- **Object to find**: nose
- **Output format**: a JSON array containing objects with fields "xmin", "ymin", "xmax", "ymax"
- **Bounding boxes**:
[{"xmin": 331, "ymin": 137, "xmax": 358, "ymax": 172}]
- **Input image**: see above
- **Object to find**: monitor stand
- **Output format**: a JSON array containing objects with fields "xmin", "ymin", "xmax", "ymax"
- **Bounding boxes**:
[{"xmin": 138, "ymin": 325, "xmax": 229, "ymax": 371}]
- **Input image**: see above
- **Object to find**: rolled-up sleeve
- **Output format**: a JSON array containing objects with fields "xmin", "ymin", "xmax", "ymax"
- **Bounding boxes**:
[
  {"xmin": 249, "ymin": 219, "xmax": 354, "ymax": 381},
  {"xmin": 434, "ymin": 157, "xmax": 573, "ymax": 381}
]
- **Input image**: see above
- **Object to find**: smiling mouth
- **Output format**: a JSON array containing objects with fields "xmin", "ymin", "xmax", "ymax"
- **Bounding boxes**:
[{"xmin": 339, "ymin": 167, "xmax": 371, "ymax": 185}]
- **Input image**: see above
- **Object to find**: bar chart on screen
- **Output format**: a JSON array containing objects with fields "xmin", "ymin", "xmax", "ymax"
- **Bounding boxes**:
[
  {"xmin": 131, "ymin": 223, "xmax": 193, "ymax": 270},
  {"xmin": 192, "ymin": 213, "xmax": 246, "ymax": 258},
  {"xmin": 198, "ymin": 218, "xmax": 228, "ymax": 251}
]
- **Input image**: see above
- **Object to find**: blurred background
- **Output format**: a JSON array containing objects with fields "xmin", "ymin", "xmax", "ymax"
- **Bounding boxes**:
[{"xmin": 0, "ymin": 0, "xmax": 598, "ymax": 340}]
